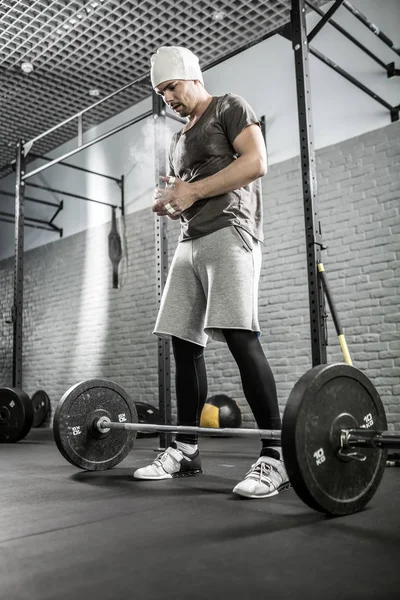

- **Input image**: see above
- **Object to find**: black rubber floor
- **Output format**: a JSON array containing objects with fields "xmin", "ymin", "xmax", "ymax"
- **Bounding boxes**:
[{"xmin": 0, "ymin": 429, "xmax": 399, "ymax": 600}]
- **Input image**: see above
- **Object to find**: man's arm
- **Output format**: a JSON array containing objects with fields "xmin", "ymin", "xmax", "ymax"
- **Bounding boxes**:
[
  {"xmin": 152, "ymin": 123, "xmax": 267, "ymax": 216},
  {"xmin": 191, "ymin": 123, "xmax": 267, "ymax": 202}
]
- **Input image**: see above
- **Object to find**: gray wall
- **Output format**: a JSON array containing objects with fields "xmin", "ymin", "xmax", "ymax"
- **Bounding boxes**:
[{"xmin": 1, "ymin": 121, "xmax": 399, "ymax": 430}]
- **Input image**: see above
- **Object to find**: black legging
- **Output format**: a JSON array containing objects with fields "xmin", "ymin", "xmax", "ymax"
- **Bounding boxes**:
[{"xmin": 172, "ymin": 330, "xmax": 281, "ymax": 456}]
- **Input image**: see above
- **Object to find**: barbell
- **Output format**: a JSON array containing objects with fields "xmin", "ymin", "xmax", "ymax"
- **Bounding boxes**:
[{"xmin": 53, "ymin": 362, "xmax": 400, "ymax": 516}]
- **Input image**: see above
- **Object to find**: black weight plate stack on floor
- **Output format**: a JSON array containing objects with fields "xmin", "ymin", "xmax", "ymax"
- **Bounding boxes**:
[
  {"xmin": 0, "ymin": 387, "xmax": 33, "ymax": 442},
  {"xmin": 31, "ymin": 390, "xmax": 51, "ymax": 427}
]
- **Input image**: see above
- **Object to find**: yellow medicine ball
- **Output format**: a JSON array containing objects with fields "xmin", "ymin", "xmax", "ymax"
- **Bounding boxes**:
[{"xmin": 200, "ymin": 395, "xmax": 242, "ymax": 429}]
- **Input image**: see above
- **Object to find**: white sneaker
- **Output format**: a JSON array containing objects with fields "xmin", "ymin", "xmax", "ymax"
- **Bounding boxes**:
[
  {"xmin": 233, "ymin": 456, "xmax": 291, "ymax": 499},
  {"xmin": 133, "ymin": 443, "xmax": 202, "ymax": 480}
]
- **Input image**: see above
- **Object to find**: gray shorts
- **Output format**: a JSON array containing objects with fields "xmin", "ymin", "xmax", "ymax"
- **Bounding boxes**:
[{"xmin": 153, "ymin": 226, "xmax": 262, "ymax": 346}]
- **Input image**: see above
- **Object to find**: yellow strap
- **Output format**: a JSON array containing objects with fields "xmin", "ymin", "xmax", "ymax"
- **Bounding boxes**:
[
  {"xmin": 339, "ymin": 334, "xmax": 353, "ymax": 366},
  {"xmin": 317, "ymin": 262, "xmax": 325, "ymax": 272}
]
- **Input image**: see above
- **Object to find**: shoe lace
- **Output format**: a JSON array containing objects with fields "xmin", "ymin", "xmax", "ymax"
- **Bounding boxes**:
[
  {"xmin": 246, "ymin": 461, "xmax": 275, "ymax": 485},
  {"xmin": 153, "ymin": 449, "xmax": 171, "ymax": 467}
]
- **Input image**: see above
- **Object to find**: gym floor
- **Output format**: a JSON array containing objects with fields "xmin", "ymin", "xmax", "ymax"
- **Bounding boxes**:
[{"xmin": 1, "ymin": 429, "xmax": 399, "ymax": 600}]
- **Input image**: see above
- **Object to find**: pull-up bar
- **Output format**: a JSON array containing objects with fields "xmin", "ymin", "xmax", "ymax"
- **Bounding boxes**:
[
  {"xmin": 26, "ymin": 182, "xmax": 120, "ymax": 210},
  {"xmin": 343, "ymin": 1, "xmax": 400, "ymax": 57},
  {"xmin": 27, "ymin": 73, "xmax": 150, "ymax": 148},
  {"xmin": 29, "ymin": 154, "xmax": 121, "ymax": 183},
  {"xmin": 305, "ymin": 1, "xmax": 389, "ymax": 72},
  {"xmin": 22, "ymin": 109, "xmax": 153, "ymax": 181},
  {"xmin": 0, "ymin": 211, "xmax": 63, "ymax": 236}
]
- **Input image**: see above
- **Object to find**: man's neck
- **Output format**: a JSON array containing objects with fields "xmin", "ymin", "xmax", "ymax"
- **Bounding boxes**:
[{"xmin": 188, "ymin": 94, "xmax": 213, "ymax": 123}]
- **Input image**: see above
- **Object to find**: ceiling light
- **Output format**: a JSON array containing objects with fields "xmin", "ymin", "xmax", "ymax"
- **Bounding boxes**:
[
  {"xmin": 91, "ymin": 1, "xmax": 99, "ymax": 6},
  {"xmin": 212, "ymin": 10, "xmax": 226, "ymax": 21},
  {"xmin": 21, "ymin": 62, "xmax": 34, "ymax": 73},
  {"xmin": 63, "ymin": 24, "xmax": 69, "ymax": 29},
  {"xmin": 69, "ymin": 18, "xmax": 77, "ymax": 24},
  {"xmin": 89, "ymin": 89, "xmax": 100, "ymax": 97}
]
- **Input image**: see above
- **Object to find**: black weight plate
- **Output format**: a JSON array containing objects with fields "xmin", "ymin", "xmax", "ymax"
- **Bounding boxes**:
[
  {"xmin": 0, "ymin": 387, "xmax": 33, "ymax": 442},
  {"xmin": 32, "ymin": 390, "xmax": 51, "ymax": 428},
  {"xmin": 53, "ymin": 379, "xmax": 138, "ymax": 471},
  {"xmin": 135, "ymin": 402, "xmax": 161, "ymax": 437},
  {"xmin": 282, "ymin": 363, "xmax": 387, "ymax": 516}
]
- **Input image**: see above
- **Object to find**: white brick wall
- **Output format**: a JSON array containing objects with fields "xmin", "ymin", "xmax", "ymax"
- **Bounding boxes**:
[{"xmin": 0, "ymin": 122, "xmax": 399, "ymax": 430}]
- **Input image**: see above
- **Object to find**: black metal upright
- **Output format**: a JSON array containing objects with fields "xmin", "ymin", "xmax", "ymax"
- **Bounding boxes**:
[
  {"xmin": 119, "ymin": 174, "xmax": 125, "ymax": 216},
  {"xmin": 12, "ymin": 141, "xmax": 26, "ymax": 388},
  {"xmin": 153, "ymin": 92, "xmax": 173, "ymax": 449},
  {"xmin": 291, "ymin": 0, "xmax": 327, "ymax": 366}
]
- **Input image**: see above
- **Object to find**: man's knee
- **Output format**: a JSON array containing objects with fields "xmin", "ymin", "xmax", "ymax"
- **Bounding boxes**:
[
  {"xmin": 222, "ymin": 328, "xmax": 258, "ymax": 347},
  {"xmin": 172, "ymin": 336, "xmax": 205, "ymax": 360}
]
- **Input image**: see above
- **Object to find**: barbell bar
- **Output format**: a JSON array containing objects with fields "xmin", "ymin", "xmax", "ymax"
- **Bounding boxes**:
[
  {"xmin": 53, "ymin": 362, "xmax": 393, "ymax": 516},
  {"xmin": 96, "ymin": 417, "xmax": 400, "ymax": 450},
  {"xmin": 342, "ymin": 429, "xmax": 400, "ymax": 449},
  {"xmin": 97, "ymin": 418, "xmax": 282, "ymax": 439}
]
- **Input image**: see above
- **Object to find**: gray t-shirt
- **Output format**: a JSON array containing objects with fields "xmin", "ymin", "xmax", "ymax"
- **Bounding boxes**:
[{"xmin": 168, "ymin": 93, "xmax": 263, "ymax": 242}]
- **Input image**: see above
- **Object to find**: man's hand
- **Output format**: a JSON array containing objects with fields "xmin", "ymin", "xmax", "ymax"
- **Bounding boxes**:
[{"xmin": 152, "ymin": 176, "xmax": 198, "ymax": 218}]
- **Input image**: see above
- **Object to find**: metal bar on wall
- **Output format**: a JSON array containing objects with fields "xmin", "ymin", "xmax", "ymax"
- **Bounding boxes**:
[
  {"xmin": 28, "ymin": 154, "xmax": 121, "ymax": 182},
  {"xmin": 0, "ymin": 217, "xmax": 60, "ymax": 234},
  {"xmin": 291, "ymin": 0, "xmax": 327, "ymax": 366},
  {"xmin": 342, "ymin": 1, "xmax": 400, "ymax": 57},
  {"xmin": 26, "ymin": 73, "xmax": 150, "ymax": 148},
  {"xmin": 153, "ymin": 91, "xmax": 172, "ymax": 449},
  {"xmin": 13, "ymin": 141, "xmax": 26, "ymax": 389},
  {"xmin": 26, "ymin": 183, "xmax": 119, "ymax": 209},
  {"xmin": 23, "ymin": 110, "xmax": 153, "ymax": 181},
  {"xmin": 307, "ymin": 0, "xmax": 344, "ymax": 43},
  {"xmin": 1, "ymin": 210, "xmax": 60, "ymax": 229},
  {"xmin": 0, "ymin": 190, "xmax": 60, "ymax": 208},
  {"xmin": 119, "ymin": 175, "xmax": 125, "ymax": 216},
  {"xmin": 309, "ymin": 46, "xmax": 395, "ymax": 113},
  {"xmin": 305, "ymin": 1, "xmax": 388, "ymax": 71},
  {"xmin": 49, "ymin": 201, "xmax": 64, "ymax": 227}
]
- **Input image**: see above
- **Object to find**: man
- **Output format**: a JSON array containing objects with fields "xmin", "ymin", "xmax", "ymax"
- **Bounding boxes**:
[{"xmin": 134, "ymin": 46, "xmax": 290, "ymax": 499}]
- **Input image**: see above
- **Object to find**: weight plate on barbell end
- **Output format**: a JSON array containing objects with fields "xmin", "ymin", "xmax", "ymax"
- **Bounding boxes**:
[
  {"xmin": 0, "ymin": 387, "xmax": 34, "ymax": 442},
  {"xmin": 53, "ymin": 379, "xmax": 138, "ymax": 471},
  {"xmin": 282, "ymin": 363, "xmax": 387, "ymax": 516},
  {"xmin": 31, "ymin": 390, "xmax": 51, "ymax": 428}
]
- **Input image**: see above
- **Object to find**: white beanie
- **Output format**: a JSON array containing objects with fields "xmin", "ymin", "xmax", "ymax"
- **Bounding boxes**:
[{"xmin": 150, "ymin": 46, "xmax": 204, "ymax": 89}]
